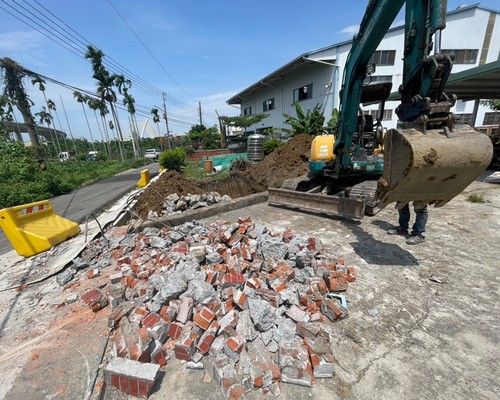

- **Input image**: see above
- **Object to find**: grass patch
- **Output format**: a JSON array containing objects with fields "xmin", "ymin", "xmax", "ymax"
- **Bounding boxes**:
[
  {"xmin": 183, "ymin": 161, "xmax": 230, "ymax": 181},
  {"xmin": 466, "ymin": 193, "xmax": 487, "ymax": 203}
]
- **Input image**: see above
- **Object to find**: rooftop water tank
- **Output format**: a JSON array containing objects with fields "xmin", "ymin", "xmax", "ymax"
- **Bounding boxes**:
[{"xmin": 247, "ymin": 134, "xmax": 265, "ymax": 162}]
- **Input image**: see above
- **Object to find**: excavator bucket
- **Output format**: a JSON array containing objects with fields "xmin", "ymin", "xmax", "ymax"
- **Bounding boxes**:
[{"xmin": 376, "ymin": 124, "xmax": 493, "ymax": 209}]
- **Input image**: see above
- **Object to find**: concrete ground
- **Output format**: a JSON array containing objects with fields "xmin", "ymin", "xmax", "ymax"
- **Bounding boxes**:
[{"xmin": 0, "ymin": 173, "xmax": 499, "ymax": 400}]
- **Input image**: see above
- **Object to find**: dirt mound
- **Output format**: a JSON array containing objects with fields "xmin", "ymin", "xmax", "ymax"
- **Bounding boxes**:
[
  {"xmin": 242, "ymin": 134, "xmax": 313, "ymax": 188},
  {"xmin": 134, "ymin": 171, "xmax": 204, "ymax": 219},
  {"xmin": 133, "ymin": 134, "xmax": 313, "ymax": 219}
]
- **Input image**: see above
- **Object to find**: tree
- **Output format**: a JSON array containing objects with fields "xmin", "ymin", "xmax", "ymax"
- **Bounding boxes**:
[
  {"xmin": 35, "ymin": 106, "xmax": 57, "ymax": 157},
  {"xmin": 73, "ymin": 91, "xmax": 96, "ymax": 151},
  {"xmin": 0, "ymin": 57, "xmax": 40, "ymax": 146},
  {"xmin": 151, "ymin": 107, "xmax": 162, "ymax": 138},
  {"xmin": 283, "ymin": 102, "xmax": 325, "ymax": 136},
  {"xmin": 185, "ymin": 124, "xmax": 221, "ymax": 150},
  {"xmin": 84, "ymin": 45, "xmax": 124, "ymax": 161},
  {"xmin": 31, "ymin": 75, "xmax": 63, "ymax": 154},
  {"xmin": 122, "ymin": 87, "xmax": 140, "ymax": 157},
  {"xmin": 87, "ymin": 97, "xmax": 111, "ymax": 157},
  {"xmin": 481, "ymin": 99, "xmax": 500, "ymax": 112}
]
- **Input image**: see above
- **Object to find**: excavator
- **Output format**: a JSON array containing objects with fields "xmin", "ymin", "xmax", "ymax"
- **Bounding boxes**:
[{"xmin": 268, "ymin": 0, "xmax": 493, "ymax": 219}]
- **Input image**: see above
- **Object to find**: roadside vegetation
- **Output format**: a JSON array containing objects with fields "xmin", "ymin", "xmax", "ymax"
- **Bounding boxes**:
[{"xmin": 0, "ymin": 142, "xmax": 148, "ymax": 209}]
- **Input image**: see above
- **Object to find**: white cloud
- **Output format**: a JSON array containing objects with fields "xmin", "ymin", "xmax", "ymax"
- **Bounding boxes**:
[
  {"xmin": 0, "ymin": 31, "xmax": 43, "ymax": 52},
  {"xmin": 338, "ymin": 24, "xmax": 360, "ymax": 36}
]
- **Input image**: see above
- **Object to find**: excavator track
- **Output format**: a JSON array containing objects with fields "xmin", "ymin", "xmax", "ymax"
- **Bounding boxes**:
[
  {"xmin": 268, "ymin": 187, "xmax": 366, "ymax": 219},
  {"xmin": 348, "ymin": 180, "xmax": 379, "ymax": 215}
]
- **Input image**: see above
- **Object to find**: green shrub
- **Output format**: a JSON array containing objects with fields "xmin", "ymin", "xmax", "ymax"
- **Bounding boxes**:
[
  {"xmin": 159, "ymin": 147, "xmax": 187, "ymax": 172},
  {"xmin": 466, "ymin": 193, "xmax": 486, "ymax": 203},
  {"xmin": 263, "ymin": 138, "xmax": 281, "ymax": 155}
]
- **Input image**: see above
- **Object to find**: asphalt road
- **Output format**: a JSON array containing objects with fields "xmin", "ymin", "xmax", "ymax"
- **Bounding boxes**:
[{"xmin": 0, "ymin": 163, "xmax": 160, "ymax": 256}]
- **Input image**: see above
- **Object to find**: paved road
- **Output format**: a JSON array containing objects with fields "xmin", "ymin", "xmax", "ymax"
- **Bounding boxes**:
[{"xmin": 0, "ymin": 163, "xmax": 161, "ymax": 256}]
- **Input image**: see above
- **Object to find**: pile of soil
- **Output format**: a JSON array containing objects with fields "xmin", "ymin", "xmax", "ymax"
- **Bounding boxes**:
[{"xmin": 134, "ymin": 134, "xmax": 313, "ymax": 219}]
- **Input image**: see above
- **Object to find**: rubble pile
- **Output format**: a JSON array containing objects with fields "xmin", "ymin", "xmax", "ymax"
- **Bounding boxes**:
[
  {"xmin": 147, "ymin": 192, "xmax": 232, "ymax": 219},
  {"xmin": 77, "ymin": 217, "xmax": 356, "ymax": 399}
]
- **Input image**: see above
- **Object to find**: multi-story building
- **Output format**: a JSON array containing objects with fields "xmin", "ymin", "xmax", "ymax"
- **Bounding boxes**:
[{"xmin": 227, "ymin": 4, "xmax": 500, "ymax": 135}]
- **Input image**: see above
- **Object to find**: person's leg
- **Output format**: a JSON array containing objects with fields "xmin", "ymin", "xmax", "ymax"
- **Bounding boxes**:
[
  {"xmin": 411, "ymin": 201, "xmax": 428, "ymax": 236},
  {"xmin": 388, "ymin": 202, "xmax": 410, "ymax": 235},
  {"xmin": 407, "ymin": 201, "xmax": 428, "ymax": 244},
  {"xmin": 398, "ymin": 203, "xmax": 410, "ymax": 231}
]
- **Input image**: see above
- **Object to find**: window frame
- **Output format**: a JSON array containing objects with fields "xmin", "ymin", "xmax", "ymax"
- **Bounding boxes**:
[
  {"xmin": 293, "ymin": 83, "xmax": 313, "ymax": 102},
  {"xmin": 483, "ymin": 112, "xmax": 500, "ymax": 125},
  {"xmin": 370, "ymin": 50, "xmax": 396, "ymax": 66},
  {"xmin": 441, "ymin": 49, "xmax": 478, "ymax": 64},
  {"xmin": 263, "ymin": 98, "xmax": 275, "ymax": 112},
  {"xmin": 243, "ymin": 106, "xmax": 252, "ymax": 116}
]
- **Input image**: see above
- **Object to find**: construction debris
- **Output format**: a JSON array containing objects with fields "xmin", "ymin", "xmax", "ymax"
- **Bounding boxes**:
[
  {"xmin": 147, "ymin": 192, "xmax": 232, "ymax": 219},
  {"xmin": 71, "ymin": 216, "xmax": 355, "ymax": 399}
]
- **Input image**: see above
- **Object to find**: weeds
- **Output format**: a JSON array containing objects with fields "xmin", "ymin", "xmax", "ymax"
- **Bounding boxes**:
[{"xmin": 466, "ymin": 193, "xmax": 487, "ymax": 203}]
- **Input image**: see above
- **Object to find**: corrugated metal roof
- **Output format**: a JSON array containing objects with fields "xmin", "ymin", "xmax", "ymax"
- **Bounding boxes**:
[{"xmin": 386, "ymin": 59, "xmax": 500, "ymax": 102}]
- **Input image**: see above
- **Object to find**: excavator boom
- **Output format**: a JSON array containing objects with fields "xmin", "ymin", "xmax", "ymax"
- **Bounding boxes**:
[{"xmin": 269, "ymin": 0, "xmax": 493, "ymax": 219}]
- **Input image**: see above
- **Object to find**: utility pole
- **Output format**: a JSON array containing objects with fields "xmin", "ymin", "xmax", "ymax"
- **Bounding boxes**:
[
  {"xmin": 199, "ymin": 101, "xmax": 203, "ymax": 126},
  {"xmin": 162, "ymin": 92, "xmax": 171, "ymax": 149}
]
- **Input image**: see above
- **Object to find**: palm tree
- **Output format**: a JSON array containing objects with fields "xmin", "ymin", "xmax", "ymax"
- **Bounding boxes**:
[
  {"xmin": 73, "ymin": 91, "xmax": 96, "ymax": 152},
  {"xmin": 84, "ymin": 45, "xmax": 124, "ymax": 161},
  {"xmin": 123, "ymin": 88, "xmax": 140, "ymax": 157},
  {"xmin": 35, "ymin": 106, "xmax": 56, "ymax": 157},
  {"xmin": 87, "ymin": 97, "xmax": 110, "ymax": 157},
  {"xmin": 32, "ymin": 76, "xmax": 62, "ymax": 154},
  {"xmin": 151, "ymin": 107, "xmax": 162, "ymax": 138},
  {"xmin": 0, "ymin": 57, "xmax": 40, "ymax": 147}
]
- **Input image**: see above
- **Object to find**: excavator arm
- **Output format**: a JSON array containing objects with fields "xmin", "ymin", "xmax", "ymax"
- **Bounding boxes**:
[
  {"xmin": 269, "ymin": 0, "xmax": 493, "ymax": 218},
  {"xmin": 334, "ymin": 0, "xmax": 492, "ymax": 210}
]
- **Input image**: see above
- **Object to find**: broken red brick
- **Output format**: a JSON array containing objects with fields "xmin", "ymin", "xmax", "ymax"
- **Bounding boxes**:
[
  {"xmin": 233, "ymin": 290, "xmax": 247, "ymax": 309},
  {"xmin": 221, "ymin": 271, "xmax": 245, "ymax": 288},
  {"xmin": 168, "ymin": 322, "xmax": 184, "ymax": 340},
  {"xmin": 142, "ymin": 313, "xmax": 161, "ymax": 329},
  {"xmin": 193, "ymin": 306, "xmax": 216, "ymax": 330}
]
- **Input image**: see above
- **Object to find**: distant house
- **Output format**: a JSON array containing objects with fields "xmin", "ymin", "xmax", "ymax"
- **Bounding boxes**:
[{"xmin": 227, "ymin": 4, "xmax": 500, "ymax": 134}]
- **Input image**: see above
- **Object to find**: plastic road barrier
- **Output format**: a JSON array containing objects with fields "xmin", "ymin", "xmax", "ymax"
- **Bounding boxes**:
[
  {"xmin": 137, "ymin": 169, "xmax": 150, "ymax": 187},
  {"xmin": 0, "ymin": 200, "xmax": 81, "ymax": 257}
]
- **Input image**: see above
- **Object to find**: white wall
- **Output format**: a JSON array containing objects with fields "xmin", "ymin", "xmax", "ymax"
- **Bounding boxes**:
[{"xmin": 239, "ymin": 6, "xmax": 499, "ymax": 132}]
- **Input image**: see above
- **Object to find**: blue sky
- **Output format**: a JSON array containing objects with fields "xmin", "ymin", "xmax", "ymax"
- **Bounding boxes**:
[{"xmin": 1, "ymin": 0, "xmax": 498, "ymax": 143}]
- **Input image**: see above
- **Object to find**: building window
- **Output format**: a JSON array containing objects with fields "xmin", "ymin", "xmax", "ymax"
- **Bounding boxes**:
[
  {"xmin": 243, "ymin": 107, "xmax": 252, "ymax": 116},
  {"xmin": 364, "ymin": 109, "xmax": 393, "ymax": 121},
  {"xmin": 483, "ymin": 112, "xmax": 500, "ymax": 125},
  {"xmin": 456, "ymin": 113, "xmax": 474, "ymax": 125},
  {"xmin": 370, "ymin": 50, "xmax": 396, "ymax": 66},
  {"xmin": 263, "ymin": 98, "xmax": 275, "ymax": 112},
  {"xmin": 442, "ymin": 49, "xmax": 478, "ymax": 64},
  {"xmin": 293, "ymin": 83, "xmax": 313, "ymax": 102}
]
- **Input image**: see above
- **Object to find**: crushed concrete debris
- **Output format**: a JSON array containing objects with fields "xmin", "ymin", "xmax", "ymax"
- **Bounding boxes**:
[
  {"xmin": 147, "ymin": 192, "xmax": 232, "ymax": 219},
  {"xmin": 67, "ymin": 216, "xmax": 356, "ymax": 399}
]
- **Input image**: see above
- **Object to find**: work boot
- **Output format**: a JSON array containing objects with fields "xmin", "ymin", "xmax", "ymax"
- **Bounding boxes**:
[
  {"xmin": 406, "ymin": 235, "xmax": 425, "ymax": 245},
  {"xmin": 387, "ymin": 227, "xmax": 408, "ymax": 236}
]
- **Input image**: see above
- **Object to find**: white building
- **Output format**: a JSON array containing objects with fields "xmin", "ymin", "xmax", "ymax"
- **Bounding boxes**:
[{"xmin": 227, "ymin": 4, "xmax": 500, "ymax": 134}]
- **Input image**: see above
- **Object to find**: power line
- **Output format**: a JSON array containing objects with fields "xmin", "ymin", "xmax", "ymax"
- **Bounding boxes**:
[
  {"xmin": 2, "ymin": 0, "xmax": 165, "ymax": 100},
  {"xmin": 107, "ymin": 0, "xmax": 196, "ymax": 102}
]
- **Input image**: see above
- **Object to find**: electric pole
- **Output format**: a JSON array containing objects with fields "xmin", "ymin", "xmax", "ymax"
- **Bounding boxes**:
[
  {"xmin": 162, "ymin": 92, "xmax": 171, "ymax": 149},
  {"xmin": 199, "ymin": 101, "xmax": 203, "ymax": 126}
]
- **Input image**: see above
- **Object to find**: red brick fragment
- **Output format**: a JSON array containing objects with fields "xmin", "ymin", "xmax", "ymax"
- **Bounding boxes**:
[{"xmin": 193, "ymin": 306, "xmax": 216, "ymax": 330}]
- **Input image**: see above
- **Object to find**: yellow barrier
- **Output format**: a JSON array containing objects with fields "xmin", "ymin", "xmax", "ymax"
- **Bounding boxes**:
[
  {"xmin": 0, "ymin": 200, "xmax": 81, "ymax": 257},
  {"xmin": 137, "ymin": 169, "xmax": 150, "ymax": 187}
]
